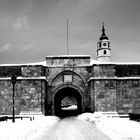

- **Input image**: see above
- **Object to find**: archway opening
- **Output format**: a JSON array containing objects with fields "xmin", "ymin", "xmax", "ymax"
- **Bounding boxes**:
[
  {"xmin": 54, "ymin": 87, "xmax": 82, "ymax": 118},
  {"xmin": 61, "ymin": 96, "xmax": 78, "ymax": 111}
]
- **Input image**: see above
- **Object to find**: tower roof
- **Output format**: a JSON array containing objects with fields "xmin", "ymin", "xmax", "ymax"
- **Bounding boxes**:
[{"xmin": 99, "ymin": 22, "xmax": 109, "ymax": 40}]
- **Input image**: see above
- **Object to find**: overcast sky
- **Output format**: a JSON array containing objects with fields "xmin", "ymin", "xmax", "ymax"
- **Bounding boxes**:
[{"xmin": 0, "ymin": 0, "xmax": 140, "ymax": 64}]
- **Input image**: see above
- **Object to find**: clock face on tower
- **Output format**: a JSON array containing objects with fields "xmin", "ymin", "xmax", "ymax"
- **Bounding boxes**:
[{"xmin": 103, "ymin": 42, "xmax": 107, "ymax": 46}]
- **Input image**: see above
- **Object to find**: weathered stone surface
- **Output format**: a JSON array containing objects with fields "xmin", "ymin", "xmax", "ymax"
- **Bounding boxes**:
[
  {"xmin": 22, "ymin": 65, "xmax": 45, "ymax": 77},
  {"xmin": 116, "ymin": 80, "xmax": 140, "ymax": 114},
  {"xmin": 46, "ymin": 56, "xmax": 90, "ymax": 66},
  {"xmin": 0, "ymin": 79, "xmax": 46, "ymax": 115},
  {"xmin": 46, "ymin": 67, "xmax": 90, "ymax": 114},
  {"xmin": 116, "ymin": 65, "xmax": 140, "ymax": 77},
  {"xmin": 20, "ymin": 80, "xmax": 45, "ymax": 112},
  {"xmin": 0, "ymin": 55, "xmax": 140, "ymax": 116},
  {"xmin": 93, "ymin": 65, "xmax": 115, "ymax": 77},
  {"xmin": 0, "ymin": 66, "xmax": 21, "ymax": 77},
  {"xmin": 0, "ymin": 80, "xmax": 21, "ymax": 115},
  {"xmin": 45, "ymin": 56, "xmax": 91, "ymax": 115},
  {"xmin": 94, "ymin": 80, "xmax": 116, "ymax": 112},
  {"xmin": 51, "ymin": 70, "xmax": 85, "ymax": 91}
]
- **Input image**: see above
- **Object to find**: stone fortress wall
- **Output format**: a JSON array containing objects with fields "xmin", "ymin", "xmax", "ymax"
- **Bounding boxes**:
[
  {"xmin": 89, "ymin": 64, "xmax": 140, "ymax": 115},
  {"xmin": 0, "ymin": 57, "xmax": 140, "ymax": 115},
  {"xmin": 0, "ymin": 65, "xmax": 46, "ymax": 115}
]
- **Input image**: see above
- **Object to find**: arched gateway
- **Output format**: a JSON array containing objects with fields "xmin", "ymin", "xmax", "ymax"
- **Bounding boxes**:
[
  {"xmin": 45, "ymin": 55, "xmax": 92, "ymax": 116},
  {"xmin": 54, "ymin": 85, "xmax": 83, "ymax": 117}
]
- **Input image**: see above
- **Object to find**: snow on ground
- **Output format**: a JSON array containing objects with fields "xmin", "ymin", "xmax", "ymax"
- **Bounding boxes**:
[
  {"xmin": 0, "ymin": 115, "xmax": 59, "ymax": 140},
  {"xmin": 0, "ymin": 113, "xmax": 140, "ymax": 140},
  {"xmin": 78, "ymin": 113, "xmax": 140, "ymax": 140},
  {"xmin": 61, "ymin": 105, "xmax": 77, "ymax": 110},
  {"xmin": 97, "ymin": 116, "xmax": 140, "ymax": 140},
  {"xmin": 98, "ymin": 118, "xmax": 140, "ymax": 140}
]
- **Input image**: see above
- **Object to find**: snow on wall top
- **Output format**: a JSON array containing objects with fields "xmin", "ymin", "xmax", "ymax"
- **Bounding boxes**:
[
  {"xmin": 0, "ymin": 61, "xmax": 46, "ymax": 67},
  {"xmin": 46, "ymin": 55, "xmax": 91, "ymax": 58},
  {"xmin": 90, "ymin": 60, "xmax": 140, "ymax": 65},
  {"xmin": 1, "ymin": 60, "xmax": 140, "ymax": 67},
  {"xmin": 0, "ymin": 56, "xmax": 140, "ymax": 67}
]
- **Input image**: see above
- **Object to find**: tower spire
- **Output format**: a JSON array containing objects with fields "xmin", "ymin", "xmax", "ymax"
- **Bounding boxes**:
[
  {"xmin": 97, "ymin": 23, "xmax": 111, "ymax": 62},
  {"xmin": 99, "ymin": 22, "xmax": 108, "ymax": 40},
  {"xmin": 102, "ymin": 22, "xmax": 106, "ymax": 36}
]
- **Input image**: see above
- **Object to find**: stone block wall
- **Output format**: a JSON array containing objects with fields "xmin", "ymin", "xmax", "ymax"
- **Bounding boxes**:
[
  {"xmin": 51, "ymin": 70, "xmax": 85, "ymax": 92},
  {"xmin": 94, "ymin": 80, "xmax": 116, "ymax": 112},
  {"xmin": 0, "ymin": 66, "xmax": 22, "ymax": 77},
  {"xmin": 46, "ymin": 56, "xmax": 90, "ymax": 66},
  {"xmin": 22, "ymin": 65, "xmax": 45, "ymax": 77},
  {"xmin": 47, "ymin": 66, "xmax": 90, "ymax": 86},
  {"xmin": 116, "ymin": 80, "xmax": 140, "ymax": 114},
  {"xmin": 0, "ymin": 79, "xmax": 46, "ymax": 115},
  {"xmin": 0, "ymin": 65, "xmax": 45, "ymax": 77},
  {"xmin": 93, "ymin": 64, "xmax": 115, "ymax": 77},
  {"xmin": 90, "ymin": 64, "xmax": 116, "ymax": 112},
  {"xmin": 47, "ymin": 67, "xmax": 63, "ymax": 85},
  {"xmin": 1, "ymin": 59, "xmax": 140, "ymax": 115},
  {"xmin": 20, "ymin": 80, "xmax": 45, "ymax": 113},
  {"xmin": 90, "ymin": 64, "xmax": 140, "ymax": 114},
  {"xmin": 116, "ymin": 65, "xmax": 140, "ymax": 77},
  {"xmin": 0, "ymin": 80, "xmax": 21, "ymax": 115}
]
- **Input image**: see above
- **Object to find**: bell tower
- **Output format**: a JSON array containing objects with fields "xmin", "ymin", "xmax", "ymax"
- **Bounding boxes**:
[{"xmin": 97, "ymin": 23, "xmax": 111, "ymax": 62}]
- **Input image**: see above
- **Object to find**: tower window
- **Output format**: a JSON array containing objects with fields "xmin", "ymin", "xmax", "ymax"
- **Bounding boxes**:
[{"xmin": 103, "ymin": 50, "xmax": 106, "ymax": 55}]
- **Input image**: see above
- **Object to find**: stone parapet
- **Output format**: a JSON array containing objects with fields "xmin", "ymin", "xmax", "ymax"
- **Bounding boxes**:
[
  {"xmin": 92, "ymin": 64, "xmax": 115, "ymax": 77},
  {"xmin": 21, "ymin": 65, "xmax": 46, "ymax": 77},
  {"xmin": 0, "ymin": 66, "xmax": 21, "ymax": 77},
  {"xmin": 46, "ymin": 55, "xmax": 91, "ymax": 66}
]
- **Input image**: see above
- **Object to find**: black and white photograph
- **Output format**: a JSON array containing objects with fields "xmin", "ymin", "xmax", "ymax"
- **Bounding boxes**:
[{"xmin": 0, "ymin": 0, "xmax": 140, "ymax": 140}]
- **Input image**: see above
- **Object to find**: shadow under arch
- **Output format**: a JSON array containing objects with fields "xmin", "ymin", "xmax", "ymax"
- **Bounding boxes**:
[{"xmin": 54, "ymin": 85, "xmax": 83, "ymax": 118}]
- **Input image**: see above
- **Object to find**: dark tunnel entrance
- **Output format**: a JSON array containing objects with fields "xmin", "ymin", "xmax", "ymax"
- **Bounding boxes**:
[{"xmin": 54, "ymin": 87, "xmax": 82, "ymax": 118}]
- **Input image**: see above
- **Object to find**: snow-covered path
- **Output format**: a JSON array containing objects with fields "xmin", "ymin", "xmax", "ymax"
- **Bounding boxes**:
[
  {"xmin": 0, "ymin": 115, "xmax": 111, "ymax": 140},
  {"xmin": 0, "ymin": 113, "xmax": 140, "ymax": 140},
  {"xmin": 37, "ymin": 117, "xmax": 111, "ymax": 140}
]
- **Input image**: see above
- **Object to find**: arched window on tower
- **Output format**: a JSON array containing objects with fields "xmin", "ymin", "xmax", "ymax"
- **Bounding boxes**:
[{"xmin": 103, "ymin": 50, "xmax": 106, "ymax": 55}]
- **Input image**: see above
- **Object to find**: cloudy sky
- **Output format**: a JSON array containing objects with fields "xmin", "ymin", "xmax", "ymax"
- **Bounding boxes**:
[{"xmin": 0, "ymin": 0, "xmax": 140, "ymax": 64}]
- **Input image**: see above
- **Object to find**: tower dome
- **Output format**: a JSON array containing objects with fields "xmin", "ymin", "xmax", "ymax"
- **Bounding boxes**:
[{"xmin": 99, "ymin": 22, "xmax": 109, "ymax": 41}]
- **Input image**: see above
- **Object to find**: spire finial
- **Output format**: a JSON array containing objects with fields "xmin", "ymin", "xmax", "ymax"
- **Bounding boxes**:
[{"xmin": 102, "ymin": 22, "xmax": 105, "ymax": 36}]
